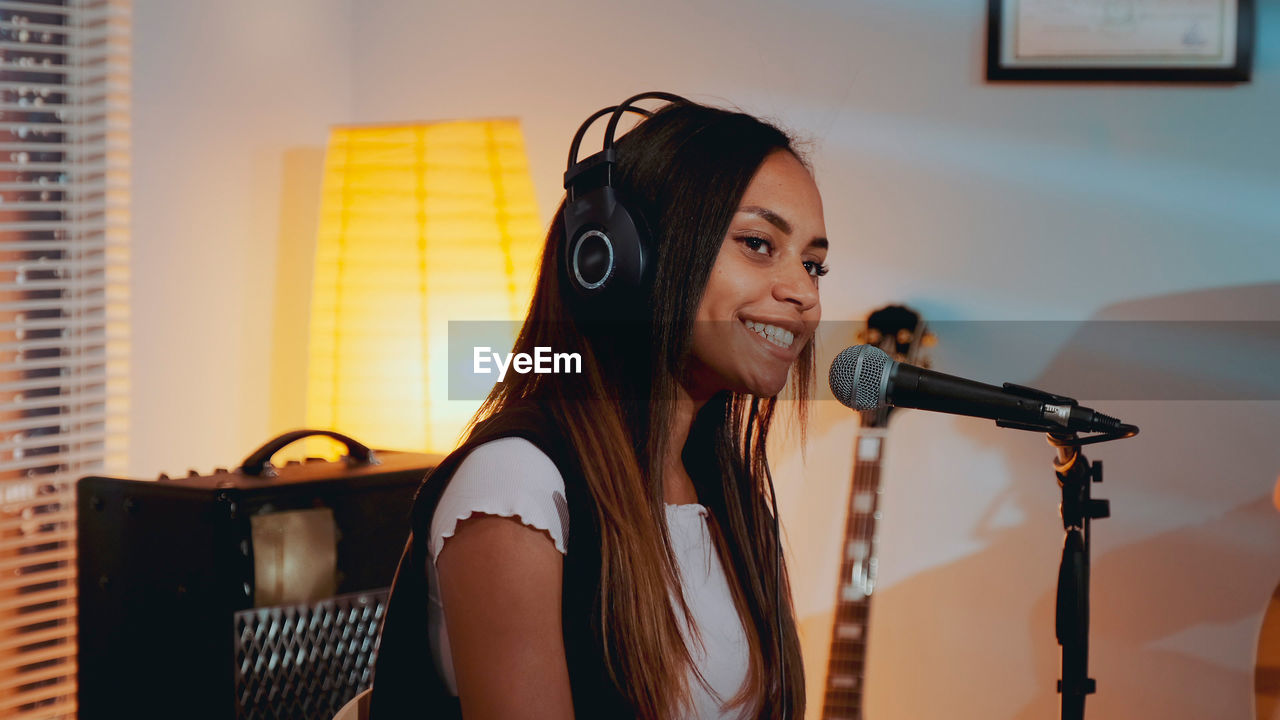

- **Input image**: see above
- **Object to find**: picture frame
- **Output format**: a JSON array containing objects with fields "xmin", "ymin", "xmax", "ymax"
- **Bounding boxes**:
[{"xmin": 986, "ymin": 0, "xmax": 1254, "ymax": 82}]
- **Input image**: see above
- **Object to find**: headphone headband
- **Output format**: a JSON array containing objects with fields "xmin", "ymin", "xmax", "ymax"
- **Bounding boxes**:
[
  {"xmin": 564, "ymin": 91, "xmax": 690, "ymax": 187},
  {"xmin": 602, "ymin": 91, "xmax": 688, "ymax": 151},
  {"xmin": 565, "ymin": 105, "xmax": 650, "ymax": 174},
  {"xmin": 560, "ymin": 91, "xmax": 689, "ymax": 305}
]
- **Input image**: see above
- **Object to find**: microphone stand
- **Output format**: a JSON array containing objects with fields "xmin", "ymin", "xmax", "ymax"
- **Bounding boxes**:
[
  {"xmin": 993, "ymin": 384, "xmax": 1136, "ymax": 720},
  {"xmin": 1048, "ymin": 433, "xmax": 1108, "ymax": 720}
]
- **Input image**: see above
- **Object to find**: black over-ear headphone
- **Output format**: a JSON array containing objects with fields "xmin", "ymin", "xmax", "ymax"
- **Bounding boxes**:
[{"xmin": 561, "ymin": 91, "xmax": 688, "ymax": 303}]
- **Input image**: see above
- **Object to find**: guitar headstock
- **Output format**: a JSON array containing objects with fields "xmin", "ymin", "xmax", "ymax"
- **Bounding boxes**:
[{"xmin": 855, "ymin": 304, "xmax": 934, "ymax": 427}]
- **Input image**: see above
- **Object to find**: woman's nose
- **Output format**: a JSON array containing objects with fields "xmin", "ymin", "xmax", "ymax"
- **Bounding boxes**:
[{"xmin": 773, "ymin": 261, "xmax": 819, "ymax": 311}]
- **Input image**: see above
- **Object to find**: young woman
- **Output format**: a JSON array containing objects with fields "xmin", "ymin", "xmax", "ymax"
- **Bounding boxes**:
[{"xmin": 370, "ymin": 93, "xmax": 830, "ymax": 720}]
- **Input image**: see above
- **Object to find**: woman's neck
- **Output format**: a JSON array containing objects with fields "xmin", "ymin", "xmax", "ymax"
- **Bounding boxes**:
[{"xmin": 663, "ymin": 382, "xmax": 711, "ymax": 505}]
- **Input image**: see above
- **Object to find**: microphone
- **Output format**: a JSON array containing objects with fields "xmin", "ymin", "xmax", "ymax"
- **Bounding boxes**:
[{"xmin": 829, "ymin": 344, "xmax": 1127, "ymax": 434}]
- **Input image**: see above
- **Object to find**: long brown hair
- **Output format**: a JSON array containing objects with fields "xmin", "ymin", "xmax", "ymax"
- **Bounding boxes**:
[{"xmin": 467, "ymin": 99, "xmax": 812, "ymax": 719}]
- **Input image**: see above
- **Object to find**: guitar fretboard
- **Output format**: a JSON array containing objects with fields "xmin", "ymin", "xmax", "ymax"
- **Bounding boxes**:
[{"xmin": 821, "ymin": 427, "xmax": 887, "ymax": 720}]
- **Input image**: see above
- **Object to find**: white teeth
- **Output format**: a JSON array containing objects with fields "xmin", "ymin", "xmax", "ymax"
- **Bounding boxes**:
[{"xmin": 741, "ymin": 319, "xmax": 794, "ymax": 349}]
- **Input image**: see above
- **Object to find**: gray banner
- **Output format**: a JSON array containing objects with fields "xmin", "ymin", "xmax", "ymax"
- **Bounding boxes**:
[{"xmin": 446, "ymin": 320, "xmax": 1280, "ymax": 402}]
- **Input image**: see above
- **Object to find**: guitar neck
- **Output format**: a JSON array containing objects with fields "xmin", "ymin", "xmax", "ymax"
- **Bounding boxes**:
[{"xmin": 821, "ymin": 426, "xmax": 888, "ymax": 720}]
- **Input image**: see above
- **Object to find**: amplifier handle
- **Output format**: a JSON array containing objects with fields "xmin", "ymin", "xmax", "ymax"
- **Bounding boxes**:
[{"xmin": 239, "ymin": 429, "xmax": 380, "ymax": 478}]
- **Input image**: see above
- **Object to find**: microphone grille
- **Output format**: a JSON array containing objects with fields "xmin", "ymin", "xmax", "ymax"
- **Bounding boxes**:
[{"xmin": 829, "ymin": 344, "xmax": 891, "ymax": 411}]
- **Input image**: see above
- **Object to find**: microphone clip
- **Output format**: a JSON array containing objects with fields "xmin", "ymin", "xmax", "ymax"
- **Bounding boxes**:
[
  {"xmin": 995, "ymin": 382, "xmax": 1079, "ymax": 434},
  {"xmin": 996, "ymin": 383, "xmax": 1139, "ymax": 444}
]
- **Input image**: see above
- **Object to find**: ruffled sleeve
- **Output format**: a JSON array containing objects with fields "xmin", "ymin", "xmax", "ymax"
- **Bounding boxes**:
[{"xmin": 427, "ymin": 436, "xmax": 570, "ymax": 563}]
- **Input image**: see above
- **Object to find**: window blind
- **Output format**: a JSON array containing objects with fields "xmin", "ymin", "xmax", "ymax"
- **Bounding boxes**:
[{"xmin": 0, "ymin": 1, "xmax": 129, "ymax": 717}]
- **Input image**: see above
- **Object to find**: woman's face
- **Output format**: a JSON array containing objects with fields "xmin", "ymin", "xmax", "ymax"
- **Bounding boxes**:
[{"xmin": 686, "ymin": 149, "xmax": 828, "ymax": 398}]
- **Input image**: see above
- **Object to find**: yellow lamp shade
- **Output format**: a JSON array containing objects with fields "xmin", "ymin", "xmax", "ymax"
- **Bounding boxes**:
[{"xmin": 306, "ymin": 120, "xmax": 542, "ymax": 453}]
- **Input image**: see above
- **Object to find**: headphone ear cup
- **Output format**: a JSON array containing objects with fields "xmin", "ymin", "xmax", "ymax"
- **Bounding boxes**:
[{"xmin": 563, "ymin": 185, "xmax": 651, "ymax": 300}]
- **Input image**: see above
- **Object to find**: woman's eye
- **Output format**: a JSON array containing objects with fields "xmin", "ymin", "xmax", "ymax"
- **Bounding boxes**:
[
  {"xmin": 804, "ymin": 261, "xmax": 830, "ymax": 278},
  {"xmin": 741, "ymin": 236, "xmax": 771, "ymax": 255}
]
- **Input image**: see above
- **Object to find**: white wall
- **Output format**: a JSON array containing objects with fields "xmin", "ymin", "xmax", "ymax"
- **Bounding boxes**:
[
  {"xmin": 130, "ymin": 1, "xmax": 1280, "ymax": 718},
  {"xmin": 131, "ymin": 0, "xmax": 351, "ymax": 477}
]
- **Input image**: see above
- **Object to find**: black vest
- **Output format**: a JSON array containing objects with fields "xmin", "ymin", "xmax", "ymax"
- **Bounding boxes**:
[{"xmin": 368, "ymin": 402, "xmax": 636, "ymax": 719}]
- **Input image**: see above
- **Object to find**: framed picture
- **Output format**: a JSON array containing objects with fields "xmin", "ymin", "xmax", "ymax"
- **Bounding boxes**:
[{"xmin": 987, "ymin": 0, "xmax": 1254, "ymax": 82}]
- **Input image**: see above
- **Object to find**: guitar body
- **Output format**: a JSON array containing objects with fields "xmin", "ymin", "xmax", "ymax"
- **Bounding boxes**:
[
  {"xmin": 1253, "ymin": 482, "xmax": 1280, "ymax": 719},
  {"xmin": 1258, "ymin": 581, "xmax": 1280, "ymax": 719}
]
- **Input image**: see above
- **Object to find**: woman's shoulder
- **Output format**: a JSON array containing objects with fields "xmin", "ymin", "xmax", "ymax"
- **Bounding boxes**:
[
  {"xmin": 428, "ymin": 436, "xmax": 570, "ymax": 561},
  {"xmin": 456, "ymin": 436, "xmax": 564, "ymax": 490}
]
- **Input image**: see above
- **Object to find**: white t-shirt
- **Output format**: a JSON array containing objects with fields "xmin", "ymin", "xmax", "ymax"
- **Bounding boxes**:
[{"xmin": 426, "ymin": 436, "xmax": 751, "ymax": 719}]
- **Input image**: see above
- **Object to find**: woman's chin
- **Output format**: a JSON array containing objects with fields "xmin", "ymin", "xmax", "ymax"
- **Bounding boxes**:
[{"xmin": 737, "ymin": 372, "xmax": 789, "ymax": 398}]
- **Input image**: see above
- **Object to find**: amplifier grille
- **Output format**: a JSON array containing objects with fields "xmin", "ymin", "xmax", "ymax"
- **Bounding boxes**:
[{"xmin": 233, "ymin": 589, "xmax": 387, "ymax": 720}]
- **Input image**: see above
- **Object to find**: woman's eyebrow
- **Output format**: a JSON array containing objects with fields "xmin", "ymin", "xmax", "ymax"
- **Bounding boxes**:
[
  {"xmin": 739, "ymin": 205, "xmax": 827, "ymax": 249},
  {"xmin": 739, "ymin": 205, "xmax": 791, "ymax": 234}
]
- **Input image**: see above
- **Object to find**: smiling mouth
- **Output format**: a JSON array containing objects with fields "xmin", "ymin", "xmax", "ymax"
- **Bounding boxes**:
[{"xmin": 741, "ymin": 318, "xmax": 795, "ymax": 350}]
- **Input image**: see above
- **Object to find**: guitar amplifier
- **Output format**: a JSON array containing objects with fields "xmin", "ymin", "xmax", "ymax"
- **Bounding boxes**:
[{"xmin": 76, "ymin": 430, "xmax": 439, "ymax": 720}]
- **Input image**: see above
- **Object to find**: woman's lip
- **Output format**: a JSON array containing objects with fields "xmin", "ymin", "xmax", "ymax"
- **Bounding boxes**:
[{"xmin": 739, "ymin": 319, "xmax": 800, "ymax": 360}]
